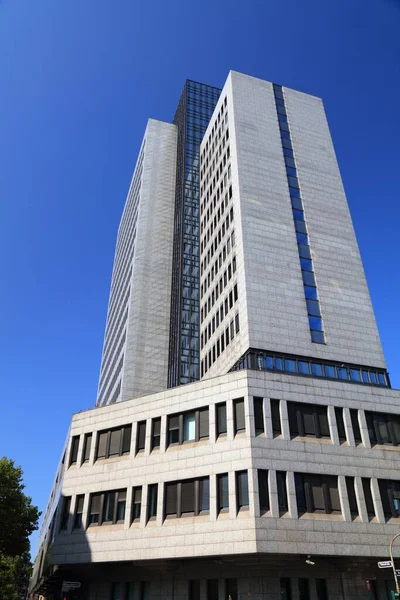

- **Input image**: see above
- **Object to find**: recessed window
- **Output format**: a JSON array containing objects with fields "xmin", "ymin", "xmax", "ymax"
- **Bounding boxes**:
[
  {"xmin": 131, "ymin": 487, "xmax": 142, "ymax": 522},
  {"xmin": 366, "ymin": 410, "xmax": 400, "ymax": 446},
  {"xmin": 73, "ymin": 495, "xmax": 84, "ymax": 529},
  {"xmin": 280, "ymin": 578, "xmax": 292, "ymax": 600},
  {"xmin": 233, "ymin": 398, "xmax": 245, "ymax": 435},
  {"xmin": 277, "ymin": 471, "xmax": 288, "ymax": 514},
  {"xmin": 350, "ymin": 409, "xmax": 362, "ymax": 444},
  {"xmin": 288, "ymin": 401, "xmax": 330, "ymax": 439},
  {"xmin": 258, "ymin": 470, "xmax": 269, "ymax": 513},
  {"xmin": 378, "ymin": 479, "xmax": 400, "ymax": 520},
  {"xmin": 362, "ymin": 478, "xmax": 375, "ymax": 520},
  {"xmin": 60, "ymin": 496, "xmax": 71, "ymax": 530},
  {"xmin": 253, "ymin": 397, "xmax": 264, "ymax": 435},
  {"xmin": 216, "ymin": 402, "xmax": 227, "ymax": 437},
  {"xmin": 271, "ymin": 399, "xmax": 282, "ymax": 436},
  {"xmin": 164, "ymin": 477, "xmax": 209, "ymax": 518},
  {"xmin": 167, "ymin": 408, "xmax": 209, "ymax": 446},
  {"xmin": 217, "ymin": 473, "xmax": 229, "ymax": 512},
  {"xmin": 147, "ymin": 484, "xmax": 158, "ymax": 522},
  {"xmin": 88, "ymin": 489, "xmax": 127, "ymax": 526},
  {"xmin": 236, "ymin": 470, "xmax": 249, "ymax": 511},
  {"xmin": 295, "ymin": 473, "xmax": 341, "ymax": 515},
  {"xmin": 346, "ymin": 476, "xmax": 358, "ymax": 519},
  {"xmin": 151, "ymin": 418, "xmax": 161, "ymax": 450},
  {"xmin": 69, "ymin": 436, "xmax": 80, "ymax": 467},
  {"xmin": 82, "ymin": 433, "xmax": 92, "ymax": 464},
  {"xmin": 96, "ymin": 425, "xmax": 132, "ymax": 460},
  {"xmin": 335, "ymin": 407, "xmax": 346, "ymax": 443}
]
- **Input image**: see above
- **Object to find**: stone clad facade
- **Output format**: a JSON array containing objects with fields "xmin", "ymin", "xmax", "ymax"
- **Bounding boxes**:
[{"xmin": 30, "ymin": 73, "xmax": 400, "ymax": 600}]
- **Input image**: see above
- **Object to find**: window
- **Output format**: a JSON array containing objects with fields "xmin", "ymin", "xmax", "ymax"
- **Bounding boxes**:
[
  {"xmin": 131, "ymin": 487, "xmax": 142, "ymax": 522},
  {"xmin": 277, "ymin": 471, "xmax": 288, "ymax": 514},
  {"xmin": 258, "ymin": 470, "xmax": 269, "ymax": 513},
  {"xmin": 60, "ymin": 496, "xmax": 71, "ymax": 530},
  {"xmin": 350, "ymin": 409, "xmax": 362, "ymax": 444},
  {"xmin": 216, "ymin": 402, "xmax": 227, "ymax": 437},
  {"xmin": 226, "ymin": 579, "xmax": 237, "ymax": 600},
  {"xmin": 366, "ymin": 410, "xmax": 400, "ymax": 446},
  {"xmin": 151, "ymin": 418, "xmax": 161, "ymax": 450},
  {"xmin": 316, "ymin": 579, "xmax": 328, "ymax": 600},
  {"xmin": 378, "ymin": 479, "xmax": 400, "ymax": 520},
  {"xmin": 295, "ymin": 473, "xmax": 341, "ymax": 515},
  {"xmin": 189, "ymin": 581, "xmax": 201, "ymax": 600},
  {"xmin": 217, "ymin": 473, "xmax": 229, "ymax": 512},
  {"xmin": 207, "ymin": 580, "xmax": 219, "ymax": 600},
  {"xmin": 346, "ymin": 477, "xmax": 359, "ymax": 519},
  {"xmin": 234, "ymin": 398, "xmax": 245, "ymax": 434},
  {"xmin": 236, "ymin": 470, "xmax": 249, "ymax": 511},
  {"xmin": 96, "ymin": 425, "xmax": 132, "ymax": 460},
  {"xmin": 147, "ymin": 484, "xmax": 158, "ymax": 521},
  {"xmin": 164, "ymin": 477, "xmax": 209, "ymax": 518},
  {"xmin": 111, "ymin": 583, "xmax": 122, "ymax": 600},
  {"xmin": 82, "ymin": 433, "xmax": 92, "ymax": 463},
  {"xmin": 167, "ymin": 408, "xmax": 209, "ymax": 446},
  {"xmin": 280, "ymin": 578, "xmax": 292, "ymax": 600},
  {"xmin": 88, "ymin": 489, "xmax": 126, "ymax": 526},
  {"xmin": 69, "ymin": 436, "xmax": 79, "ymax": 466},
  {"xmin": 288, "ymin": 402, "xmax": 330, "ymax": 439},
  {"xmin": 253, "ymin": 397, "xmax": 264, "ymax": 435},
  {"xmin": 271, "ymin": 399, "xmax": 281, "ymax": 436},
  {"xmin": 136, "ymin": 421, "xmax": 146, "ymax": 453},
  {"xmin": 73, "ymin": 495, "xmax": 84, "ymax": 529},
  {"xmin": 361, "ymin": 478, "xmax": 375, "ymax": 519},
  {"xmin": 335, "ymin": 408, "xmax": 346, "ymax": 442}
]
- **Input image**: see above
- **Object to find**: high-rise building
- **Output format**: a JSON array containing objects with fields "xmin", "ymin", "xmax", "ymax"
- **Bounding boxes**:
[{"xmin": 30, "ymin": 72, "xmax": 399, "ymax": 600}]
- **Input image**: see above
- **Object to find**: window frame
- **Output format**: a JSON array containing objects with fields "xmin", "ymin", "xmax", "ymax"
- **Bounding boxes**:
[
  {"xmin": 167, "ymin": 407, "xmax": 209, "ymax": 447},
  {"xmin": 164, "ymin": 476, "xmax": 210, "ymax": 518},
  {"xmin": 88, "ymin": 489, "xmax": 127, "ymax": 526},
  {"xmin": 95, "ymin": 425, "xmax": 132, "ymax": 461}
]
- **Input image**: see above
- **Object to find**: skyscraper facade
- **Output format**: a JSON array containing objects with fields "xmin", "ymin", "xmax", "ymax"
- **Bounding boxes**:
[
  {"xmin": 30, "ymin": 72, "xmax": 400, "ymax": 600},
  {"xmin": 167, "ymin": 80, "xmax": 220, "ymax": 388}
]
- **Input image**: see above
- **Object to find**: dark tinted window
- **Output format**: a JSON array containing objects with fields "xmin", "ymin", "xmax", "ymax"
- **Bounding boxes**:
[
  {"xmin": 234, "ymin": 399, "xmax": 245, "ymax": 434},
  {"xmin": 69, "ymin": 436, "xmax": 79, "ymax": 466},
  {"xmin": 253, "ymin": 397, "xmax": 264, "ymax": 434},
  {"xmin": 271, "ymin": 399, "xmax": 281, "ymax": 435},
  {"xmin": 258, "ymin": 470, "xmax": 269, "ymax": 513},
  {"xmin": 335, "ymin": 408, "xmax": 346, "ymax": 442},
  {"xmin": 350, "ymin": 409, "xmax": 362, "ymax": 444},
  {"xmin": 362, "ymin": 478, "xmax": 375, "ymax": 519},
  {"xmin": 277, "ymin": 471, "xmax": 288, "ymax": 513},
  {"xmin": 217, "ymin": 473, "xmax": 229, "ymax": 512},
  {"xmin": 136, "ymin": 421, "xmax": 146, "ymax": 453},
  {"xmin": 236, "ymin": 470, "xmax": 249, "ymax": 510},
  {"xmin": 346, "ymin": 477, "xmax": 358, "ymax": 518},
  {"xmin": 216, "ymin": 402, "xmax": 227, "ymax": 436}
]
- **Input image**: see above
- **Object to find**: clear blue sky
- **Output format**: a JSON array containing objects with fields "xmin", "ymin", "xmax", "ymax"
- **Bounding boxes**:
[{"xmin": 1, "ymin": 0, "xmax": 399, "ymax": 554}]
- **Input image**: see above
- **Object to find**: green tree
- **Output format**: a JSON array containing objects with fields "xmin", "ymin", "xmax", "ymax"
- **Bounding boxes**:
[{"xmin": 0, "ymin": 457, "xmax": 41, "ymax": 600}]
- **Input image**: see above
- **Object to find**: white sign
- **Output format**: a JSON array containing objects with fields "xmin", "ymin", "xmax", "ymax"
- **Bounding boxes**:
[
  {"xmin": 62, "ymin": 581, "xmax": 81, "ymax": 591},
  {"xmin": 378, "ymin": 561, "xmax": 393, "ymax": 569}
]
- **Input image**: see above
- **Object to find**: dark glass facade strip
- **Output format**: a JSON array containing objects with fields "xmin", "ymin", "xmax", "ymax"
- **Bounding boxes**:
[
  {"xmin": 168, "ymin": 80, "xmax": 221, "ymax": 388},
  {"xmin": 230, "ymin": 348, "xmax": 390, "ymax": 388},
  {"xmin": 273, "ymin": 84, "xmax": 325, "ymax": 344}
]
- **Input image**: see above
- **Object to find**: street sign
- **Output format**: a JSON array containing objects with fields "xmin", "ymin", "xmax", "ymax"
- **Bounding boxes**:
[
  {"xmin": 62, "ymin": 581, "xmax": 81, "ymax": 592},
  {"xmin": 378, "ymin": 561, "xmax": 393, "ymax": 568}
]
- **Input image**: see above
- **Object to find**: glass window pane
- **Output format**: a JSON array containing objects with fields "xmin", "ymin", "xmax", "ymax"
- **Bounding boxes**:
[
  {"xmin": 362, "ymin": 370, "xmax": 370, "ymax": 383},
  {"xmin": 311, "ymin": 330, "xmax": 325, "ymax": 343},
  {"xmin": 288, "ymin": 176, "xmax": 299, "ymax": 188},
  {"xmin": 324, "ymin": 364, "xmax": 336, "ymax": 378},
  {"xmin": 306, "ymin": 298, "xmax": 321, "ymax": 317},
  {"xmin": 184, "ymin": 413, "xmax": 196, "ymax": 441},
  {"xmin": 369, "ymin": 371, "xmax": 377, "ymax": 384},
  {"xmin": 296, "ymin": 232, "xmax": 308, "ymax": 245},
  {"xmin": 302, "ymin": 271, "xmax": 316, "ymax": 286},
  {"xmin": 218, "ymin": 474, "xmax": 229, "ymax": 510},
  {"xmin": 301, "ymin": 258, "xmax": 313, "ymax": 271},
  {"xmin": 293, "ymin": 209, "xmax": 304, "ymax": 221},
  {"xmin": 283, "ymin": 147, "xmax": 293, "ymax": 157},
  {"xmin": 295, "ymin": 220, "xmax": 307, "ymax": 234},
  {"xmin": 284, "ymin": 359, "xmax": 296, "ymax": 373},
  {"xmin": 309, "ymin": 316, "xmax": 323, "ymax": 331},
  {"xmin": 298, "ymin": 361, "xmax": 310, "ymax": 375},
  {"xmin": 311, "ymin": 362, "xmax": 323, "ymax": 376},
  {"xmin": 304, "ymin": 285, "xmax": 317, "ymax": 299},
  {"xmin": 275, "ymin": 357, "xmax": 283, "ymax": 371},
  {"xmin": 350, "ymin": 369, "xmax": 361, "ymax": 382},
  {"xmin": 291, "ymin": 196, "xmax": 303, "ymax": 210},
  {"xmin": 289, "ymin": 186, "xmax": 300, "ymax": 198},
  {"xmin": 181, "ymin": 480, "xmax": 195, "ymax": 513},
  {"xmin": 109, "ymin": 429, "xmax": 122, "ymax": 456},
  {"xmin": 199, "ymin": 477, "xmax": 210, "ymax": 512},
  {"xmin": 286, "ymin": 165, "xmax": 297, "ymax": 176},
  {"xmin": 298, "ymin": 244, "xmax": 311, "ymax": 259},
  {"xmin": 378, "ymin": 373, "xmax": 386, "ymax": 386},
  {"xmin": 338, "ymin": 367, "xmax": 348, "ymax": 380},
  {"xmin": 285, "ymin": 156, "xmax": 296, "ymax": 168},
  {"xmin": 97, "ymin": 432, "xmax": 107, "ymax": 459}
]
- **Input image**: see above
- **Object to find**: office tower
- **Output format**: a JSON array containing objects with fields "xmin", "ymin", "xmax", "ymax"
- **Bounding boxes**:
[
  {"xmin": 30, "ymin": 72, "xmax": 399, "ymax": 600},
  {"xmin": 96, "ymin": 119, "xmax": 177, "ymax": 405}
]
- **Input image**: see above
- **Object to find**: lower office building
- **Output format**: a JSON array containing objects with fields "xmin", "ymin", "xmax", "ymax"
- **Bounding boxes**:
[{"xmin": 29, "ymin": 72, "xmax": 400, "ymax": 600}]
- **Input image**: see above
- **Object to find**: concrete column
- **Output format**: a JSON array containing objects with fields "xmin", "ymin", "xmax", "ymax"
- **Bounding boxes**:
[
  {"xmin": 287, "ymin": 471, "xmax": 298, "ymax": 519},
  {"xmin": 328, "ymin": 405, "xmax": 340, "ymax": 446},
  {"xmin": 280, "ymin": 400, "xmax": 290, "ymax": 440},
  {"xmin": 248, "ymin": 467, "xmax": 258, "ymax": 518},
  {"xmin": 371, "ymin": 478, "xmax": 385, "ymax": 523},
  {"xmin": 144, "ymin": 418, "xmax": 152, "ymax": 456},
  {"xmin": 227, "ymin": 400, "xmax": 234, "ymax": 441},
  {"xmin": 269, "ymin": 470, "xmax": 280, "ymax": 518},
  {"xmin": 228, "ymin": 471, "xmax": 237, "ymax": 518},
  {"xmin": 209, "ymin": 404, "xmax": 217, "ymax": 444},
  {"xmin": 263, "ymin": 397, "xmax": 273, "ymax": 439},
  {"xmin": 156, "ymin": 481, "xmax": 164, "ymax": 526},
  {"xmin": 247, "ymin": 394, "xmax": 255, "ymax": 438},
  {"xmin": 124, "ymin": 487, "xmax": 133, "ymax": 529},
  {"xmin": 160, "ymin": 414, "xmax": 168, "ymax": 452},
  {"xmin": 76, "ymin": 434, "xmax": 84, "ymax": 468},
  {"xmin": 358, "ymin": 410, "xmax": 371, "ymax": 449},
  {"xmin": 343, "ymin": 408, "xmax": 355, "ymax": 447},
  {"xmin": 338, "ymin": 475, "xmax": 352, "ymax": 522},
  {"xmin": 210, "ymin": 473, "xmax": 218, "ymax": 521},
  {"xmin": 354, "ymin": 476, "xmax": 369, "ymax": 523},
  {"xmin": 140, "ymin": 484, "xmax": 149, "ymax": 528},
  {"xmin": 89, "ymin": 430, "xmax": 97, "ymax": 466},
  {"xmin": 82, "ymin": 493, "xmax": 90, "ymax": 531}
]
